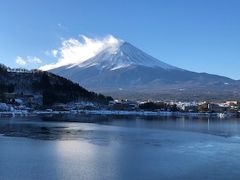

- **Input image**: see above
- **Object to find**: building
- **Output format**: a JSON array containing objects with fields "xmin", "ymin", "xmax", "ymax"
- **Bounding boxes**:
[
  {"xmin": 109, "ymin": 100, "xmax": 138, "ymax": 110},
  {"xmin": 177, "ymin": 102, "xmax": 198, "ymax": 112},
  {"xmin": 225, "ymin": 101, "xmax": 239, "ymax": 107},
  {"xmin": 208, "ymin": 103, "xmax": 226, "ymax": 113}
]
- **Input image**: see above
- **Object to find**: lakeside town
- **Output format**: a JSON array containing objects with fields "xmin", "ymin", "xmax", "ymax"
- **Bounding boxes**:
[
  {"xmin": 1, "ymin": 66, "xmax": 240, "ymax": 119},
  {"xmin": 1, "ymin": 90, "xmax": 240, "ymax": 118}
]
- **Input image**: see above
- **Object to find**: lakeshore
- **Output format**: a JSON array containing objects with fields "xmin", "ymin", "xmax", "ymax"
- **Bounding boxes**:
[{"xmin": 0, "ymin": 109, "xmax": 237, "ymax": 119}]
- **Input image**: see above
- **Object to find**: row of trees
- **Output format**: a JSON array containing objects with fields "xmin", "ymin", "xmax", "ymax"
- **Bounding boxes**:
[
  {"xmin": 0, "ymin": 64, "xmax": 8, "ymax": 75},
  {"xmin": 139, "ymin": 102, "xmax": 179, "ymax": 112}
]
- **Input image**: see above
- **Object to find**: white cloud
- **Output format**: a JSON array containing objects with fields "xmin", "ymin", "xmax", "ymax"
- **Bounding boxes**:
[
  {"xmin": 16, "ymin": 56, "xmax": 27, "ymax": 65},
  {"xmin": 16, "ymin": 56, "xmax": 42, "ymax": 66},
  {"xmin": 51, "ymin": 49, "xmax": 58, "ymax": 57},
  {"xmin": 40, "ymin": 35, "xmax": 123, "ymax": 71},
  {"xmin": 30, "ymin": 56, "xmax": 42, "ymax": 64},
  {"xmin": 44, "ymin": 49, "xmax": 58, "ymax": 58}
]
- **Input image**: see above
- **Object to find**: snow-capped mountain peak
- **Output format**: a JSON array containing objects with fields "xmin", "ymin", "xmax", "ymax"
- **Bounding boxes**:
[
  {"xmin": 49, "ymin": 37, "xmax": 240, "ymax": 101},
  {"xmin": 70, "ymin": 41, "xmax": 177, "ymax": 71}
]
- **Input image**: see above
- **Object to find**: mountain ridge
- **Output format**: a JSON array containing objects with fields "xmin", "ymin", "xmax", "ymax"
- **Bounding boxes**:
[{"xmin": 49, "ymin": 40, "xmax": 240, "ymax": 101}]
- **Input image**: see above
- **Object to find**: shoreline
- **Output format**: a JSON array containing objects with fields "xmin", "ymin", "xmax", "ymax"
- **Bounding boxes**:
[{"xmin": 0, "ymin": 109, "xmax": 237, "ymax": 119}]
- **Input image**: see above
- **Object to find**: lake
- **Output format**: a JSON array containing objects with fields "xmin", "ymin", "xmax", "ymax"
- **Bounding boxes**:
[{"xmin": 1, "ymin": 115, "xmax": 240, "ymax": 180}]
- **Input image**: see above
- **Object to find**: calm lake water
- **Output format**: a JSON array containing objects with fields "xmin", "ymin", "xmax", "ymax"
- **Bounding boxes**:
[{"xmin": 1, "ymin": 115, "xmax": 240, "ymax": 180}]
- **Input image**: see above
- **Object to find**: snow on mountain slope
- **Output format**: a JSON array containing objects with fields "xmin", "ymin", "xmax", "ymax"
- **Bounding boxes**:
[
  {"xmin": 69, "ymin": 42, "xmax": 177, "ymax": 71},
  {"xmin": 48, "ymin": 37, "xmax": 240, "ymax": 100}
]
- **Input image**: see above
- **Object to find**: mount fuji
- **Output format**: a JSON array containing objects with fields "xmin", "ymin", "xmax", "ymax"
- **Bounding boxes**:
[{"xmin": 49, "ymin": 39, "xmax": 240, "ymax": 101}]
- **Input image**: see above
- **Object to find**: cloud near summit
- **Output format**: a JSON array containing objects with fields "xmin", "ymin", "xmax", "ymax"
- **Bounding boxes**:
[{"xmin": 40, "ymin": 35, "xmax": 122, "ymax": 71}]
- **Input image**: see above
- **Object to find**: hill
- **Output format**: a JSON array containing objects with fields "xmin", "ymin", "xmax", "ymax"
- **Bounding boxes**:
[{"xmin": 0, "ymin": 64, "xmax": 112, "ymax": 106}]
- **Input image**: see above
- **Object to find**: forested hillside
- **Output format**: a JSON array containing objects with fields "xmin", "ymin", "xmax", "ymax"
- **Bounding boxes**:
[{"xmin": 0, "ymin": 64, "xmax": 113, "ymax": 106}]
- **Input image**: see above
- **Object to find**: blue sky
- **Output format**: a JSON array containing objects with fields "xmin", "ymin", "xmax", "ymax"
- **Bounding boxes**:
[{"xmin": 0, "ymin": 0, "xmax": 239, "ymax": 79}]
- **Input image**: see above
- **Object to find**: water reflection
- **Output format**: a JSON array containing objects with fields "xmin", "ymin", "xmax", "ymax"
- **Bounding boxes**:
[
  {"xmin": 1, "ymin": 115, "xmax": 240, "ymax": 140},
  {"xmin": 1, "ymin": 115, "xmax": 240, "ymax": 179}
]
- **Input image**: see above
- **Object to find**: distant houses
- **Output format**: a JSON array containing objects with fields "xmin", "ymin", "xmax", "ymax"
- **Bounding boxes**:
[
  {"xmin": 3, "ymin": 92, "xmax": 43, "ymax": 107},
  {"xmin": 109, "ymin": 100, "xmax": 138, "ymax": 111},
  {"xmin": 177, "ymin": 102, "xmax": 198, "ymax": 112},
  {"xmin": 207, "ymin": 103, "xmax": 226, "ymax": 113}
]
